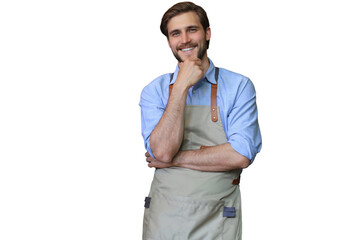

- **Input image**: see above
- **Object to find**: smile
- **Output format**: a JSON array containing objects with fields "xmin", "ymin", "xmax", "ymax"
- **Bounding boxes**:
[{"xmin": 181, "ymin": 47, "xmax": 195, "ymax": 52}]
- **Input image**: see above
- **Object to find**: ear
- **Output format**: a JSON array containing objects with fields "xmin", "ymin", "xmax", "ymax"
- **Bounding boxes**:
[{"xmin": 205, "ymin": 27, "xmax": 211, "ymax": 41}]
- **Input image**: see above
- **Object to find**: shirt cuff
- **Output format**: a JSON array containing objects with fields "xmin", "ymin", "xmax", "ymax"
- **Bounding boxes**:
[
  {"xmin": 228, "ymin": 138, "xmax": 256, "ymax": 164},
  {"xmin": 145, "ymin": 140, "xmax": 156, "ymax": 159}
]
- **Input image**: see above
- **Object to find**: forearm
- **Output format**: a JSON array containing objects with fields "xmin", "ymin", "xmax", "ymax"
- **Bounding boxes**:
[
  {"xmin": 149, "ymin": 59, "xmax": 205, "ymax": 162},
  {"xmin": 150, "ymin": 81, "xmax": 189, "ymax": 162},
  {"xmin": 172, "ymin": 143, "xmax": 250, "ymax": 171}
]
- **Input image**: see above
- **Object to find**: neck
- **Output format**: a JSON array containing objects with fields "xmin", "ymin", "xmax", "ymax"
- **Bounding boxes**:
[{"xmin": 201, "ymin": 54, "xmax": 210, "ymax": 73}]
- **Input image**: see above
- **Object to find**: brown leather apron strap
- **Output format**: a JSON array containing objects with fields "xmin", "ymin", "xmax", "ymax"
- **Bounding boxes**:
[
  {"xmin": 232, "ymin": 178, "xmax": 240, "ymax": 185},
  {"xmin": 211, "ymin": 67, "xmax": 219, "ymax": 122},
  {"xmin": 169, "ymin": 84, "xmax": 173, "ymax": 98},
  {"xmin": 200, "ymin": 145, "xmax": 210, "ymax": 149},
  {"xmin": 211, "ymin": 84, "xmax": 218, "ymax": 122}
]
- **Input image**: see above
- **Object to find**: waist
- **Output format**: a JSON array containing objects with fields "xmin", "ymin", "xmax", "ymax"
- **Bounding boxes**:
[{"xmin": 151, "ymin": 167, "xmax": 239, "ymax": 200}]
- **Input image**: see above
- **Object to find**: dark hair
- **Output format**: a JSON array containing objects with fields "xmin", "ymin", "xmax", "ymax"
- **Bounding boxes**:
[{"xmin": 160, "ymin": 2, "xmax": 210, "ymax": 49}]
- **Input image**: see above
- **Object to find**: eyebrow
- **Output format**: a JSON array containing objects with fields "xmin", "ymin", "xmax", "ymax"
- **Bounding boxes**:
[{"xmin": 169, "ymin": 25, "xmax": 201, "ymax": 35}]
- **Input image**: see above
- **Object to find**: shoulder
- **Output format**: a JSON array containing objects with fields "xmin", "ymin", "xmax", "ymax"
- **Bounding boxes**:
[
  {"xmin": 140, "ymin": 73, "xmax": 172, "ymax": 104},
  {"xmin": 142, "ymin": 73, "xmax": 171, "ymax": 91},
  {"xmin": 218, "ymin": 67, "xmax": 250, "ymax": 84},
  {"xmin": 217, "ymin": 67, "xmax": 255, "ymax": 93}
]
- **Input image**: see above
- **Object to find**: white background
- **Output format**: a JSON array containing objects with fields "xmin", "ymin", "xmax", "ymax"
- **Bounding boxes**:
[{"xmin": 1, "ymin": 0, "xmax": 359, "ymax": 239}]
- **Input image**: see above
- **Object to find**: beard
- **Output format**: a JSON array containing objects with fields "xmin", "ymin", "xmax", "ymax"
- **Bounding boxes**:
[{"xmin": 171, "ymin": 39, "xmax": 207, "ymax": 62}]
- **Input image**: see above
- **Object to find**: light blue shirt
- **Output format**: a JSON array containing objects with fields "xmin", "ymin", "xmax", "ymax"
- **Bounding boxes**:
[{"xmin": 139, "ymin": 59, "xmax": 262, "ymax": 163}]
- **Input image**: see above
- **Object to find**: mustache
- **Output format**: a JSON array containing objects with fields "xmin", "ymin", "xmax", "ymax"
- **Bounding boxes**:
[{"xmin": 177, "ymin": 43, "xmax": 197, "ymax": 50}]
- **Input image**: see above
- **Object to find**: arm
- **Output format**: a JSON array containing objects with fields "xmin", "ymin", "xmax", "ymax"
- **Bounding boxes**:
[
  {"xmin": 146, "ymin": 143, "xmax": 249, "ymax": 171},
  {"xmin": 148, "ymin": 80, "xmax": 188, "ymax": 162},
  {"xmin": 226, "ymin": 79, "xmax": 262, "ymax": 164},
  {"xmin": 173, "ymin": 143, "xmax": 250, "ymax": 171},
  {"xmin": 149, "ymin": 59, "xmax": 204, "ymax": 162}
]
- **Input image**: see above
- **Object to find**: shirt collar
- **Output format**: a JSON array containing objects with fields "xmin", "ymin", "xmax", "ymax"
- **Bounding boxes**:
[{"xmin": 170, "ymin": 58, "xmax": 217, "ymax": 85}]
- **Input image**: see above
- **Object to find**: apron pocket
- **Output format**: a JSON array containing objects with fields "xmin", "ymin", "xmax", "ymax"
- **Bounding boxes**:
[{"xmin": 146, "ymin": 193, "xmax": 225, "ymax": 240}]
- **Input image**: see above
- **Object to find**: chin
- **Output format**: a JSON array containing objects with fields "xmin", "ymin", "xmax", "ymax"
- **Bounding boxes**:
[{"xmin": 180, "ymin": 53, "xmax": 198, "ymax": 61}]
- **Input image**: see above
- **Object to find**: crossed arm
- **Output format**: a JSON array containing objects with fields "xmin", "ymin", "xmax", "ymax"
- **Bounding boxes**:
[{"xmin": 146, "ymin": 143, "xmax": 250, "ymax": 172}]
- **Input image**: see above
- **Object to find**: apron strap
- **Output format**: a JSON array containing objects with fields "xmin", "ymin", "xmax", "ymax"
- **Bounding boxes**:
[
  {"xmin": 215, "ymin": 67, "xmax": 219, "ymax": 82},
  {"xmin": 169, "ymin": 73, "xmax": 174, "ymax": 97},
  {"xmin": 211, "ymin": 84, "xmax": 218, "ymax": 122},
  {"xmin": 169, "ymin": 85, "xmax": 173, "ymax": 98},
  {"xmin": 169, "ymin": 84, "xmax": 173, "ymax": 97},
  {"xmin": 211, "ymin": 67, "xmax": 219, "ymax": 122},
  {"xmin": 232, "ymin": 178, "xmax": 240, "ymax": 185},
  {"xmin": 232, "ymin": 169, "xmax": 242, "ymax": 185}
]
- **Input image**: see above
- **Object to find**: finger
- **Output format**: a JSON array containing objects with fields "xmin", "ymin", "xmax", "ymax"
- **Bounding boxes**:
[
  {"xmin": 145, "ymin": 151, "xmax": 150, "ymax": 157},
  {"xmin": 189, "ymin": 57, "xmax": 200, "ymax": 63},
  {"xmin": 189, "ymin": 56, "xmax": 199, "ymax": 61},
  {"xmin": 194, "ymin": 59, "xmax": 202, "ymax": 66}
]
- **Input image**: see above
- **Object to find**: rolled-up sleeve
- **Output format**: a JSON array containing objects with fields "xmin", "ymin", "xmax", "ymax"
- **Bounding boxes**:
[
  {"xmin": 226, "ymin": 79, "xmax": 262, "ymax": 164},
  {"xmin": 139, "ymin": 82, "xmax": 166, "ymax": 158}
]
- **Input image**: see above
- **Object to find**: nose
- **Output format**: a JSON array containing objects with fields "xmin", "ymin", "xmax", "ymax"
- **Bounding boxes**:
[{"xmin": 181, "ymin": 33, "xmax": 190, "ymax": 44}]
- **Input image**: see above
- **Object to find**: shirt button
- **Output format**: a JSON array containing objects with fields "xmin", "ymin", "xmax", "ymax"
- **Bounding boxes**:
[{"xmin": 192, "ymin": 90, "xmax": 196, "ymax": 94}]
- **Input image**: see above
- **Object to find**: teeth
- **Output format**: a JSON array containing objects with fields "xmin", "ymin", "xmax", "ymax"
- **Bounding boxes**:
[{"xmin": 181, "ymin": 47, "xmax": 194, "ymax": 52}]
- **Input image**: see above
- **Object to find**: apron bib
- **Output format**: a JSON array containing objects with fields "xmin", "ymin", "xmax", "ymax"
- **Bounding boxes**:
[{"xmin": 143, "ymin": 68, "xmax": 242, "ymax": 240}]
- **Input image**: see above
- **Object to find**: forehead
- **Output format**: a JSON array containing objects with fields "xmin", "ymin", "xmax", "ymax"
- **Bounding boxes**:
[{"xmin": 167, "ymin": 11, "xmax": 201, "ymax": 32}]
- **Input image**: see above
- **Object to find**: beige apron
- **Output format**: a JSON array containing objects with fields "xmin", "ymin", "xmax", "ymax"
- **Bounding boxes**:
[{"xmin": 143, "ymin": 68, "xmax": 242, "ymax": 240}]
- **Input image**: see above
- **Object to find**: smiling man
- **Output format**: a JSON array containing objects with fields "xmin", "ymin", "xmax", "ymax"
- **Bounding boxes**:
[{"xmin": 139, "ymin": 2, "xmax": 262, "ymax": 239}]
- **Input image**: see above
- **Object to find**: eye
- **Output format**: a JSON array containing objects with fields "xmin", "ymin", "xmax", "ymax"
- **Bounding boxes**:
[
  {"xmin": 189, "ymin": 28, "xmax": 197, "ymax": 32},
  {"xmin": 171, "ymin": 32, "xmax": 180, "ymax": 37}
]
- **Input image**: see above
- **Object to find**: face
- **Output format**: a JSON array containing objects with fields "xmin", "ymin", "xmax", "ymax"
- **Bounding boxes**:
[{"xmin": 167, "ymin": 11, "xmax": 211, "ymax": 62}]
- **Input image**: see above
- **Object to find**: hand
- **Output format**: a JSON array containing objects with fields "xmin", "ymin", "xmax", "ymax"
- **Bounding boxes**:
[
  {"xmin": 177, "ymin": 58, "xmax": 204, "ymax": 87},
  {"xmin": 145, "ymin": 151, "xmax": 173, "ymax": 169}
]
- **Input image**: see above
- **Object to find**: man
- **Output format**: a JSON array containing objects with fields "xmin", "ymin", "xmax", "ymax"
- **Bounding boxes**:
[{"xmin": 140, "ymin": 2, "xmax": 262, "ymax": 239}]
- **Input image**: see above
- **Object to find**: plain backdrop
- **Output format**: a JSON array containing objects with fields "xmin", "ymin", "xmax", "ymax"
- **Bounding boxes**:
[{"xmin": 1, "ymin": 0, "xmax": 359, "ymax": 239}]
